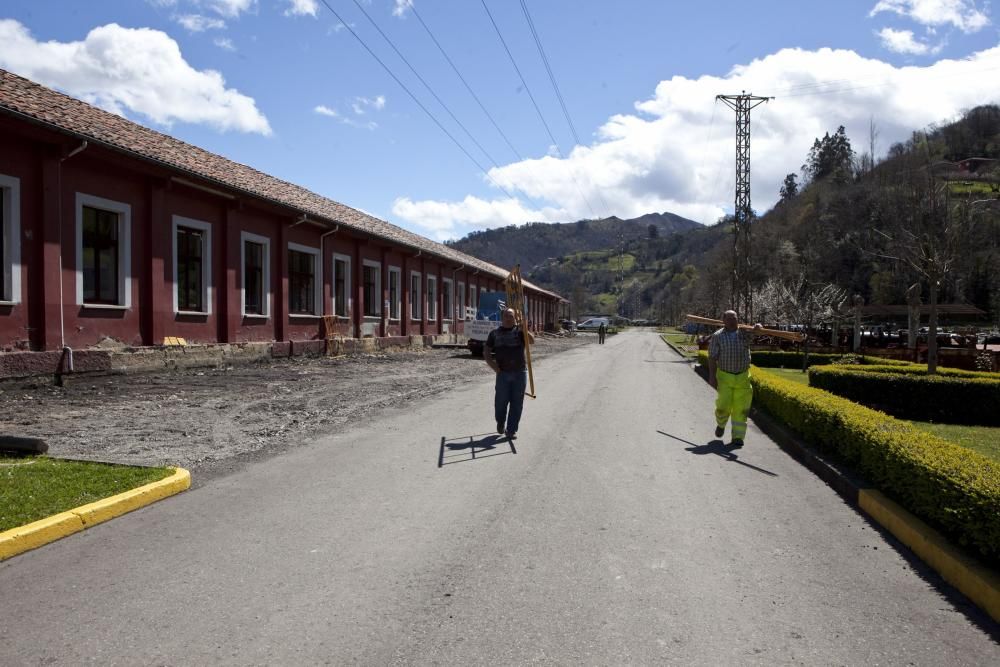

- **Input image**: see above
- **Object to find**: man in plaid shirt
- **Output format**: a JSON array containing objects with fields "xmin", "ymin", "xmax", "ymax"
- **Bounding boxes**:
[{"xmin": 707, "ymin": 310, "xmax": 763, "ymax": 448}]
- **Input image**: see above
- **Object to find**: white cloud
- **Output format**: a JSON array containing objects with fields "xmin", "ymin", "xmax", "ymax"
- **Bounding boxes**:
[
  {"xmin": 214, "ymin": 36, "xmax": 236, "ymax": 51},
  {"xmin": 391, "ymin": 196, "xmax": 567, "ymax": 240},
  {"xmin": 314, "ymin": 102, "xmax": 378, "ymax": 130},
  {"xmin": 869, "ymin": 0, "xmax": 990, "ymax": 32},
  {"xmin": 392, "ymin": 45, "xmax": 1000, "ymax": 239},
  {"xmin": 392, "ymin": 0, "xmax": 413, "ymax": 18},
  {"xmin": 877, "ymin": 27, "xmax": 942, "ymax": 53},
  {"xmin": 203, "ymin": 0, "xmax": 257, "ymax": 18},
  {"xmin": 314, "ymin": 104, "xmax": 339, "ymax": 117},
  {"xmin": 174, "ymin": 14, "xmax": 225, "ymax": 31},
  {"xmin": 0, "ymin": 20, "xmax": 271, "ymax": 135},
  {"xmin": 350, "ymin": 95, "xmax": 386, "ymax": 115},
  {"xmin": 285, "ymin": 0, "xmax": 319, "ymax": 17}
]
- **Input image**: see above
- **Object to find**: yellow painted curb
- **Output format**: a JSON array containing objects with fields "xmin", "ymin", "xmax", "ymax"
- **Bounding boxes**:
[
  {"xmin": 859, "ymin": 489, "xmax": 1000, "ymax": 624},
  {"xmin": 0, "ymin": 467, "xmax": 190, "ymax": 562}
]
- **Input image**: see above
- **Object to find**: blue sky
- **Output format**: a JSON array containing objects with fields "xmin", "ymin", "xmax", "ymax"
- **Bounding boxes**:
[{"xmin": 1, "ymin": 1, "xmax": 998, "ymax": 240}]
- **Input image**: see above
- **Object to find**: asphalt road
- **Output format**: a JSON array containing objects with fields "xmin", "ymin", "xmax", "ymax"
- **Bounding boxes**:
[{"xmin": 2, "ymin": 330, "xmax": 998, "ymax": 665}]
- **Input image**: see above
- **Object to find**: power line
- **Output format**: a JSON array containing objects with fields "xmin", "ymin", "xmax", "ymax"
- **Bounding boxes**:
[
  {"xmin": 348, "ymin": 0, "xmax": 507, "ymax": 173},
  {"xmin": 409, "ymin": 2, "xmax": 526, "ymax": 163},
  {"xmin": 479, "ymin": 0, "xmax": 600, "ymax": 220},
  {"xmin": 519, "ymin": 0, "xmax": 579, "ymax": 146},
  {"xmin": 518, "ymin": 0, "xmax": 615, "ymax": 219},
  {"xmin": 315, "ymin": 0, "xmax": 516, "ymax": 199}
]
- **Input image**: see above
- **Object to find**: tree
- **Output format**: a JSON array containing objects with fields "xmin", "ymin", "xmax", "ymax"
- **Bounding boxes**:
[
  {"xmin": 804, "ymin": 125, "xmax": 855, "ymax": 183},
  {"xmin": 871, "ymin": 172, "xmax": 982, "ymax": 373},
  {"xmin": 648, "ymin": 224, "xmax": 659, "ymax": 239},
  {"xmin": 779, "ymin": 173, "xmax": 799, "ymax": 201}
]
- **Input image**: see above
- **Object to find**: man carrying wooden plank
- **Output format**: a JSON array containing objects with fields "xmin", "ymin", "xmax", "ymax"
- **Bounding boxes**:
[
  {"xmin": 707, "ymin": 310, "xmax": 763, "ymax": 448},
  {"xmin": 485, "ymin": 308, "xmax": 535, "ymax": 440}
]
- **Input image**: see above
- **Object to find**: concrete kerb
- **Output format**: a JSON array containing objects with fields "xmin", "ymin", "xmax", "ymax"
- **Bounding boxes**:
[
  {"xmin": 0, "ymin": 467, "xmax": 191, "ymax": 562},
  {"xmin": 681, "ymin": 347, "xmax": 1000, "ymax": 625}
]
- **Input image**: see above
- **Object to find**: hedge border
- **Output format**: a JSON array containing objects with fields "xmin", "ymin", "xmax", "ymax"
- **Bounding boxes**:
[
  {"xmin": 808, "ymin": 365, "xmax": 1000, "ymax": 426},
  {"xmin": 749, "ymin": 366, "xmax": 1000, "ymax": 563}
]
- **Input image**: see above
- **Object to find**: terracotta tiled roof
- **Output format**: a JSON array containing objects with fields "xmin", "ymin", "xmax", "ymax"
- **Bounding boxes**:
[{"xmin": 0, "ymin": 68, "xmax": 563, "ymax": 301}]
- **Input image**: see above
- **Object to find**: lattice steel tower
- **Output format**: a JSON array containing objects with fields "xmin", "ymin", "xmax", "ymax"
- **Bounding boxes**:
[{"xmin": 716, "ymin": 92, "xmax": 772, "ymax": 321}]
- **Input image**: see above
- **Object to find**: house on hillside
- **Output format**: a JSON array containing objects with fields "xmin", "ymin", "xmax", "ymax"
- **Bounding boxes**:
[{"xmin": 0, "ymin": 68, "xmax": 565, "ymax": 377}]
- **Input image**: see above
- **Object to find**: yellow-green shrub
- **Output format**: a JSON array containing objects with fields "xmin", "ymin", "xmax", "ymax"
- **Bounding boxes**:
[
  {"xmin": 808, "ymin": 365, "xmax": 1000, "ymax": 426},
  {"xmin": 750, "ymin": 367, "xmax": 1000, "ymax": 563}
]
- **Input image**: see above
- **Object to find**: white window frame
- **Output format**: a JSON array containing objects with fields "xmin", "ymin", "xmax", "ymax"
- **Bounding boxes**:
[
  {"xmin": 0, "ymin": 174, "xmax": 21, "ymax": 304},
  {"xmin": 457, "ymin": 281, "xmax": 466, "ymax": 320},
  {"xmin": 361, "ymin": 259, "xmax": 381, "ymax": 317},
  {"xmin": 172, "ymin": 216, "xmax": 212, "ymax": 315},
  {"xmin": 410, "ymin": 270, "xmax": 422, "ymax": 320},
  {"xmin": 76, "ymin": 193, "xmax": 131, "ymax": 308},
  {"xmin": 288, "ymin": 242, "xmax": 322, "ymax": 317},
  {"xmin": 442, "ymin": 277, "xmax": 453, "ymax": 321},
  {"xmin": 388, "ymin": 265, "xmax": 402, "ymax": 321},
  {"xmin": 427, "ymin": 275, "xmax": 438, "ymax": 321},
  {"xmin": 240, "ymin": 231, "xmax": 271, "ymax": 318},
  {"xmin": 332, "ymin": 253, "xmax": 352, "ymax": 319}
]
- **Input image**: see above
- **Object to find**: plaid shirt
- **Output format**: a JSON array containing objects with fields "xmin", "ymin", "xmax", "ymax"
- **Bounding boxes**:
[{"xmin": 708, "ymin": 327, "xmax": 753, "ymax": 374}]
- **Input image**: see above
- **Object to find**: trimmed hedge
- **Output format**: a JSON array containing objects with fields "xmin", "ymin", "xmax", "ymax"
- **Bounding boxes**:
[
  {"xmin": 751, "ymin": 367, "xmax": 1000, "ymax": 563},
  {"xmin": 696, "ymin": 350, "xmax": 916, "ymax": 369},
  {"xmin": 809, "ymin": 365, "xmax": 1000, "ymax": 426}
]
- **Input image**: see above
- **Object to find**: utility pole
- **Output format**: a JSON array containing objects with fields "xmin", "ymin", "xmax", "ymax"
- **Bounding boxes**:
[{"xmin": 716, "ymin": 91, "xmax": 772, "ymax": 322}]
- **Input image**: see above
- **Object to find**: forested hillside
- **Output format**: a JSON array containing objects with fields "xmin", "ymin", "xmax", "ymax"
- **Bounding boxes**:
[{"xmin": 445, "ymin": 212, "xmax": 700, "ymax": 274}]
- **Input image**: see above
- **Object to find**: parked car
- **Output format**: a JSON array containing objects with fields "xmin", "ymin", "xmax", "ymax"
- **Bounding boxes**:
[{"xmin": 577, "ymin": 317, "xmax": 611, "ymax": 331}]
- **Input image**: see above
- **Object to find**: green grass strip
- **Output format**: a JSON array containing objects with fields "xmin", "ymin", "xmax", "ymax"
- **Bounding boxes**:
[
  {"xmin": 0, "ymin": 456, "xmax": 173, "ymax": 532},
  {"xmin": 910, "ymin": 422, "xmax": 1000, "ymax": 465}
]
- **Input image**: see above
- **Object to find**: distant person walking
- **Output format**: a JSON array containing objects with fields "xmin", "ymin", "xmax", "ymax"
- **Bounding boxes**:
[
  {"xmin": 707, "ymin": 310, "xmax": 762, "ymax": 448},
  {"xmin": 598, "ymin": 322, "xmax": 607, "ymax": 344},
  {"xmin": 485, "ymin": 308, "xmax": 535, "ymax": 439}
]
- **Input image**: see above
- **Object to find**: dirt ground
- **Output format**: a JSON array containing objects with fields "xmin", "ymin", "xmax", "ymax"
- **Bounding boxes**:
[{"xmin": 1, "ymin": 334, "xmax": 591, "ymax": 484}]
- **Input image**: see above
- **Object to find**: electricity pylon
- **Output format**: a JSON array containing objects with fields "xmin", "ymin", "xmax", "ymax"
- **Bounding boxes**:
[{"xmin": 716, "ymin": 92, "xmax": 772, "ymax": 322}]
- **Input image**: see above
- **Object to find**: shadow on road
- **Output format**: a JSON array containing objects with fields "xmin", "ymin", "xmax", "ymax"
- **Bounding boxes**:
[
  {"xmin": 657, "ymin": 430, "xmax": 778, "ymax": 477},
  {"xmin": 438, "ymin": 432, "xmax": 517, "ymax": 467}
]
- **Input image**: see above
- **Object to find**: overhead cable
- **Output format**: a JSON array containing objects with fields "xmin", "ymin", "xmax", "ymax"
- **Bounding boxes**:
[{"xmin": 316, "ymin": 0, "xmax": 516, "ymax": 199}]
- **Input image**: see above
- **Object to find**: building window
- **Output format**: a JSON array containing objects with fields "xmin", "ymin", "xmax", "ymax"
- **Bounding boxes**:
[
  {"xmin": 442, "ymin": 278, "xmax": 453, "ymax": 320},
  {"xmin": 427, "ymin": 275, "xmax": 437, "ymax": 321},
  {"xmin": 288, "ymin": 243, "xmax": 320, "ymax": 315},
  {"xmin": 76, "ymin": 193, "xmax": 131, "ymax": 307},
  {"xmin": 241, "ymin": 232, "xmax": 270, "ymax": 317},
  {"xmin": 410, "ymin": 271, "xmax": 422, "ymax": 320},
  {"xmin": 470, "ymin": 285, "xmax": 478, "ymax": 310},
  {"xmin": 363, "ymin": 261, "xmax": 381, "ymax": 317},
  {"xmin": 388, "ymin": 266, "xmax": 401, "ymax": 320},
  {"xmin": 458, "ymin": 281, "xmax": 466, "ymax": 319},
  {"xmin": 172, "ymin": 216, "xmax": 212, "ymax": 314},
  {"xmin": 333, "ymin": 254, "xmax": 351, "ymax": 318},
  {"xmin": 0, "ymin": 174, "xmax": 20, "ymax": 304}
]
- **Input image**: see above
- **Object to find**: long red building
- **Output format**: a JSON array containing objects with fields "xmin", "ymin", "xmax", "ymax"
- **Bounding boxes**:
[{"xmin": 0, "ymin": 68, "xmax": 564, "ymax": 374}]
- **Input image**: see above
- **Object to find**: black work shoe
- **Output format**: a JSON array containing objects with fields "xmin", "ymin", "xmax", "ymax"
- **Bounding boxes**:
[
  {"xmin": 506, "ymin": 431, "xmax": 518, "ymax": 440},
  {"xmin": 730, "ymin": 439, "xmax": 744, "ymax": 449},
  {"xmin": 715, "ymin": 425, "xmax": 725, "ymax": 438},
  {"xmin": 497, "ymin": 421, "xmax": 505, "ymax": 435}
]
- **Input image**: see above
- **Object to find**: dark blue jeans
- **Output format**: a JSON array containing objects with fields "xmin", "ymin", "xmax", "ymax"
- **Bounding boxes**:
[{"xmin": 495, "ymin": 370, "xmax": 528, "ymax": 433}]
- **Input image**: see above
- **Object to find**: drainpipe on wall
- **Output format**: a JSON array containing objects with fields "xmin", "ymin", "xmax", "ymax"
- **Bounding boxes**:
[
  {"xmin": 57, "ymin": 140, "xmax": 88, "ymax": 375},
  {"xmin": 451, "ymin": 263, "xmax": 464, "ymax": 343}
]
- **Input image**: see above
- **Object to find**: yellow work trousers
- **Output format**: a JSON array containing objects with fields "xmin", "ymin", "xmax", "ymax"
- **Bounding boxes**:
[{"xmin": 715, "ymin": 368, "xmax": 753, "ymax": 440}]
